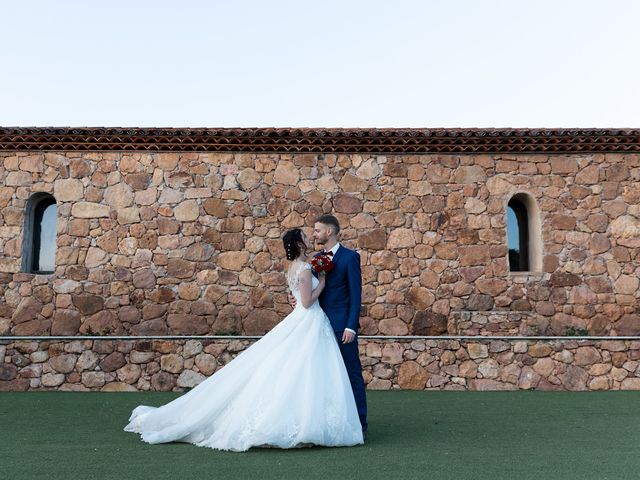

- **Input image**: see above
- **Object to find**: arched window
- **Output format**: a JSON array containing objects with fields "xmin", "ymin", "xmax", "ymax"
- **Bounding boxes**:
[
  {"xmin": 506, "ymin": 193, "xmax": 541, "ymax": 273},
  {"xmin": 507, "ymin": 198, "xmax": 529, "ymax": 271},
  {"xmin": 22, "ymin": 193, "xmax": 57, "ymax": 274}
]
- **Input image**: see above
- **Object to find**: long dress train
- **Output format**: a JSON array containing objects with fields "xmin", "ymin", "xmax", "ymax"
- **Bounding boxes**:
[{"xmin": 124, "ymin": 261, "xmax": 364, "ymax": 451}]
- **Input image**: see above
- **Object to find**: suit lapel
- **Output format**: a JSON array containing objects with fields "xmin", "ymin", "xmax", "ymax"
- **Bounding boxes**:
[
  {"xmin": 316, "ymin": 246, "xmax": 346, "ymax": 282},
  {"xmin": 329, "ymin": 246, "xmax": 344, "ymax": 275}
]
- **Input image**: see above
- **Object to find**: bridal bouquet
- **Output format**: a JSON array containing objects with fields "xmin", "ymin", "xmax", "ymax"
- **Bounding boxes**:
[{"xmin": 311, "ymin": 253, "xmax": 334, "ymax": 275}]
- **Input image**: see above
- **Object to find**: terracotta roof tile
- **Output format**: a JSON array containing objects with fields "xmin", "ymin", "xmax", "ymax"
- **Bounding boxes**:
[{"xmin": 0, "ymin": 127, "xmax": 638, "ymax": 154}]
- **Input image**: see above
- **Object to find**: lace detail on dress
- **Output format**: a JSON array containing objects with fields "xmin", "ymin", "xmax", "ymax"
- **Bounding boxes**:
[{"xmin": 287, "ymin": 261, "xmax": 312, "ymax": 293}]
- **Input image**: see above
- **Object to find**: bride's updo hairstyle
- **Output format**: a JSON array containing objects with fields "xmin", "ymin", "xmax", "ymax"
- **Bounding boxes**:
[{"xmin": 282, "ymin": 229, "xmax": 304, "ymax": 261}]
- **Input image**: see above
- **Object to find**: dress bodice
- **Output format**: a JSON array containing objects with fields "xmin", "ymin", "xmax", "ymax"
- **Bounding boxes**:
[{"xmin": 287, "ymin": 261, "xmax": 318, "ymax": 304}]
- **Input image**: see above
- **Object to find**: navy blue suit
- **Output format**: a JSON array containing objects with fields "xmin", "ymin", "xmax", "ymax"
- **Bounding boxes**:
[{"xmin": 315, "ymin": 245, "xmax": 368, "ymax": 431}]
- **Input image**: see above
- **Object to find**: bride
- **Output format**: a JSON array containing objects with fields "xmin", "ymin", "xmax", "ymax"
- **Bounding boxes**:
[{"xmin": 124, "ymin": 228, "xmax": 364, "ymax": 451}]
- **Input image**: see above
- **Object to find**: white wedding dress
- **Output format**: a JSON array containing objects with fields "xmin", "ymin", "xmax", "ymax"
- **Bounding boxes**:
[{"xmin": 124, "ymin": 261, "xmax": 364, "ymax": 451}]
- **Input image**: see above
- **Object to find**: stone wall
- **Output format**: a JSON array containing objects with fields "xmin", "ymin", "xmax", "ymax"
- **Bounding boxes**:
[
  {"xmin": 2, "ymin": 151, "xmax": 640, "ymax": 338},
  {"xmin": 2, "ymin": 337, "xmax": 640, "ymax": 392}
]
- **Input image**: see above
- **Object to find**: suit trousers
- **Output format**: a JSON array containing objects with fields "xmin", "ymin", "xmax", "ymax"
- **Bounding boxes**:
[{"xmin": 334, "ymin": 330, "xmax": 368, "ymax": 431}]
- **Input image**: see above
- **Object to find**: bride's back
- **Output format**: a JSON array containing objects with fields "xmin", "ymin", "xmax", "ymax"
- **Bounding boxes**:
[{"xmin": 287, "ymin": 261, "xmax": 319, "ymax": 305}]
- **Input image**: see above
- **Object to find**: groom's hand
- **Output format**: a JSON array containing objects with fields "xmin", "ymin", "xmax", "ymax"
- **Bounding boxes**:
[
  {"xmin": 342, "ymin": 330, "xmax": 355, "ymax": 344},
  {"xmin": 288, "ymin": 292, "xmax": 297, "ymax": 308}
]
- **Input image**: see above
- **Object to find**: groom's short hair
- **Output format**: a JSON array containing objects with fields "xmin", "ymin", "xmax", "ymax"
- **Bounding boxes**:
[{"xmin": 315, "ymin": 214, "xmax": 340, "ymax": 235}]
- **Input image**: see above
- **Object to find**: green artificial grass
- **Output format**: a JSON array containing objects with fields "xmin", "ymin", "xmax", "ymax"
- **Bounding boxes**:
[{"xmin": 1, "ymin": 391, "xmax": 639, "ymax": 480}]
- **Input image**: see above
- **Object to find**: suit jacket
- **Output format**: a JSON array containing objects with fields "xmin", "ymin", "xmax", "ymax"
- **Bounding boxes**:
[{"xmin": 315, "ymin": 246, "xmax": 362, "ymax": 333}]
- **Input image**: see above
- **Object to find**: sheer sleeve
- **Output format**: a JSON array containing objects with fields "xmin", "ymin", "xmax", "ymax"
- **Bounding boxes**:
[{"xmin": 287, "ymin": 262, "xmax": 312, "ymax": 292}]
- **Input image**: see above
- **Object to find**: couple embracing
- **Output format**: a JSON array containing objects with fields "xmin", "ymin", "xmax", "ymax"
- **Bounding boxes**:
[{"xmin": 125, "ymin": 215, "xmax": 368, "ymax": 451}]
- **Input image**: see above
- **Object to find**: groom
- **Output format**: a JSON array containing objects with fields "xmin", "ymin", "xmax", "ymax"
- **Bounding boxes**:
[{"xmin": 311, "ymin": 215, "xmax": 368, "ymax": 435}]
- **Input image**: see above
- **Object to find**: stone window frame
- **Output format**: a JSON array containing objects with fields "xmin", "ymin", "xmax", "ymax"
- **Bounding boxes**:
[
  {"xmin": 506, "ymin": 192, "xmax": 542, "ymax": 274},
  {"xmin": 21, "ymin": 192, "xmax": 57, "ymax": 274}
]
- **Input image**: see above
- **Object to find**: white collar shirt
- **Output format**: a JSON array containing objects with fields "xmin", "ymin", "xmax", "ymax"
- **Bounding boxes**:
[{"xmin": 326, "ymin": 242, "xmax": 341, "ymax": 256}]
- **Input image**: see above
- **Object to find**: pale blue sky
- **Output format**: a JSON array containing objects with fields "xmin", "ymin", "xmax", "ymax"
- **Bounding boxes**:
[{"xmin": 1, "ymin": 0, "xmax": 639, "ymax": 128}]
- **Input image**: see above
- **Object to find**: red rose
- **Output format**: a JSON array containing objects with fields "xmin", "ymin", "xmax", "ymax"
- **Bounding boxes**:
[{"xmin": 311, "ymin": 253, "xmax": 334, "ymax": 274}]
